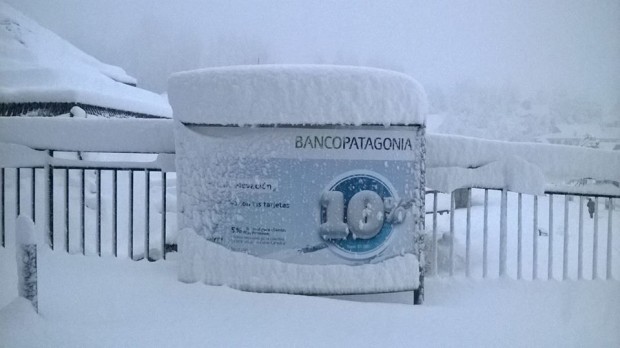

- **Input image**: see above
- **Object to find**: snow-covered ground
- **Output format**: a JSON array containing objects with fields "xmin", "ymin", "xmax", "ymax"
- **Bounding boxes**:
[
  {"xmin": 1, "ymin": 183, "xmax": 618, "ymax": 346},
  {"xmin": 1, "ymin": 246, "xmax": 619, "ymax": 348}
]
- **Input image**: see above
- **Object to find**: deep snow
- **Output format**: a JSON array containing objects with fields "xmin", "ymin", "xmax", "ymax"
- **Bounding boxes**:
[
  {"xmin": 0, "ymin": 246, "xmax": 618, "ymax": 348},
  {"xmin": 177, "ymin": 228, "xmax": 420, "ymax": 294}
]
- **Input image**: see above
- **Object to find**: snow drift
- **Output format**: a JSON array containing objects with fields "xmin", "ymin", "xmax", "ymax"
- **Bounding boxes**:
[
  {"xmin": 168, "ymin": 65, "xmax": 427, "ymax": 126},
  {"xmin": 178, "ymin": 228, "xmax": 420, "ymax": 294},
  {"xmin": 427, "ymin": 133, "xmax": 620, "ymax": 195}
]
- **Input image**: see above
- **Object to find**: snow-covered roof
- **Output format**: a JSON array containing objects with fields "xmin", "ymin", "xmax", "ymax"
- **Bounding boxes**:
[
  {"xmin": 169, "ymin": 65, "xmax": 427, "ymax": 126},
  {"xmin": 0, "ymin": 2, "xmax": 171, "ymax": 118}
]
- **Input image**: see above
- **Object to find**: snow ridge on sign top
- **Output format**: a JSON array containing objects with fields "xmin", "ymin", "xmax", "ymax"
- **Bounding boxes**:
[{"xmin": 168, "ymin": 65, "xmax": 427, "ymax": 125}]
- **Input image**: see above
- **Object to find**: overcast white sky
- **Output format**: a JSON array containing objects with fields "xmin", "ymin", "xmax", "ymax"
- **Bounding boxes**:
[{"xmin": 7, "ymin": 0, "xmax": 620, "ymax": 109}]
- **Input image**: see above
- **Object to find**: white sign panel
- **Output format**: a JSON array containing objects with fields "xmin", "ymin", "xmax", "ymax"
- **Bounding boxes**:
[{"xmin": 176, "ymin": 125, "xmax": 425, "ymax": 267}]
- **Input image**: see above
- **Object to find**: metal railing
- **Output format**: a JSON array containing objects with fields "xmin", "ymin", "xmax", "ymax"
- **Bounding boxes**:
[
  {"xmin": 1, "ymin": 153, "xmax": 175, "ymax": 261},
  {"xmin": 424, "ymin": 188, "xmax": 617, "ymax": 280},
  {"xmin": 1, "ymin": 158, "xmax": 618, "ymax": 279},
  {"xmin": 2, "ymin": 167, "xmax": 43, "ymax": 248},
  {"xmin": 0, "ymin": 117, "xmax": 176, "ymax": 260},
  {"xmin": 49, "ymin": 159, "xmax": 171, "ymax": 260}
]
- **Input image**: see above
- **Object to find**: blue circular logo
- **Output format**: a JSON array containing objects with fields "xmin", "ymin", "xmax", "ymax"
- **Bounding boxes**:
[{"xmin": 322, "ymin": 171, "xmax": 397, "ymax": 259}]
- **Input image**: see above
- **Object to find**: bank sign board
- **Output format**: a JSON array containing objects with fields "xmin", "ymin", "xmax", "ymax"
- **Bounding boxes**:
[{"xmin": 175, "ymin": 125, "xmax": 425, "ymax": 269}]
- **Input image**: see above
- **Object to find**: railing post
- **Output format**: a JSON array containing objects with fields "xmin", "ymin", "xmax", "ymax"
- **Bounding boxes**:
[
  {"xmin": 517, "ymin": 193, "xmax": 522, "ymax": 280},
  {"xmin": 16, "ymin": 168, "xmax": 21, "ymax": 216},
  {"xmin": 31, "ymin": 168, "xmax": 36, "ymax": 223},
  {"xmin": 161, "ymin": 171, "xmax": 167, "ymax": 260},
  {"xmin": 431, "ymin": 191, "xmax": 438, "ymax": 276},
  {"xmin": 145, "ymin": 169, "xmax": 150, "ymax": 261},
  {"xmin": 607, "ymin": 198, "xmax": 613, "ymax": 280},
  {"xmin": 548, "ymin": 194, "xmax": 554, "ymax": 280},
  {"xmin": 465, "ymin": 188, "xmax": 471, "ymax": 277},
  {"xmin": 80, "ymin": 170, "xmax": 85, "ymax": 255},
  {"xmin": 64, "ymin": 169, "xmax": 70, "ymax": 253},
  {"xmin": 533, "ymin": 195, "xmax": 538, "ymax": 280},
  {"xmin": 593, "ymin": 197, "xmax": 599, "ymax": 279},
  {"xmin": 96, "ymin": 169, "xmax": 101, "ymax": 257},
  {"xmin": 1, "ymin": 168, "xmax": 4, "ymax": 248},
  {"xmin": 563, "ymin": 195, "xmax": 569, "ymax": 280},
  {"xmin": 483, "ymin": 189, "xmax": 489, "ymax": 278},
  {"xmin": 499, "ymin": 189, "xmax": 507, "ymax": 277},
  {"xmin": 129, "ymin": 170, "xmax": 134, "ymax": 260},
  {"xmin": 113, "ymin": 170, "xmax": 118, "ymax": 257},
  {"xmin": 46, "ymin": 150, "xmax": 54, "ymax": 250},
  {"xmin": 449, "ymin": 190, "xmax": 455, "ymax": 277},
  {"xmin": 578, "ymin": 196, "xmax": 584, "ymax": 280}
]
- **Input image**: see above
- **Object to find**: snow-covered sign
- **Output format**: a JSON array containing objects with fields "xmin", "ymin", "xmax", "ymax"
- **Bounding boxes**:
[{"xmin": 169, "ymin": 65, "xmax": 427, "ymax": 295}]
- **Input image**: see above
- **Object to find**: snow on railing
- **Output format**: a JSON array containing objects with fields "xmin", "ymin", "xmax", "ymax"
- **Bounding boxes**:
[
  {"xmin": 0, "ymin": 117, "xmax": 618, "ymax": 281},
  {"xmin": 0, "ymin": 117, "xmax": 176, "ymax": 260},
  {"xmin": 427, "ymin": 133, "xmax": 620, "ymax": 190},
  {"xmin": 424, "ymin": 133, "xmax": 619, "ymax": 280},
  {"xmin": 0, "ymin": 117, "xmax": 174, "ymax": 153}
]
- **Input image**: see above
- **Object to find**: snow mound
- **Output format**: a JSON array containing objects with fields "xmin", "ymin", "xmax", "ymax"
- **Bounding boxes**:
[
  {"xmin": 168, "ymin": 65, "xmax": 427, "ymax": 125},
  {"xmin": 178, "ymin": 228, "xmax": 420, "ymax": 294},
  {"xmin": 428, "ymin": 156, "xmax": 546, "ymax": 195},
  {"xmin": 0, "ymin": 117, "xmax": 175, "ymax": 153},
  {"xmin": 15, "ymin": 215, "xmax": 36, "ymax": 245},
  {"xmin": 0, "ymin": 141, "xmax": 48, "ymax": 168},
  {"xmin": 427, "ymin": 133, "xmax": 620, "ymax": 194},
  {"xmin": 0, "ymin": 3, "xmax": 171, "ymax": 117},
  {"xmin": 0, "ymin": 297, "xmax": 94, "ymax": 348}
]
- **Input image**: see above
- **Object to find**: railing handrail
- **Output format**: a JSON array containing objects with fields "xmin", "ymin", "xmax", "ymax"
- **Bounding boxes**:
[
  {"xmin": 2, "ymin": 117, "xmax": 618, "ymax": 186},
  {"xmin": 0, "ymin": 117, "xmax": 175, "ymax": 153},
  {"xmin": 427, "ymin": 133, "xmax": 620, "ymax": 185},
  {"xmin": 49, "ymin": 154, "xmax": 176, "ymax": 172}
]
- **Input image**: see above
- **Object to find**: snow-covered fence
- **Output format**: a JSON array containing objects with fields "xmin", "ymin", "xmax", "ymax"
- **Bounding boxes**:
[
  {"xmin": 425, "ymin": 133, "xmax": 619, "ymax": 280},
  {"xmin": 425, "ymin": 189, "xmax": 618, "ymax": 280},
  {"xmin": 0, "ymin": 117, "xmax": 176, "ymax": 260},
  {"xmin": 0, "ymin": 143, "xmax": 47, "ymax": 248},
  {"xmin": 44, "ymin": 154, "xmax": 175, "ymax": 260},
  {"xmin": 1, "ymin": 117, "xmax": 618, "ymax": 281}
]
